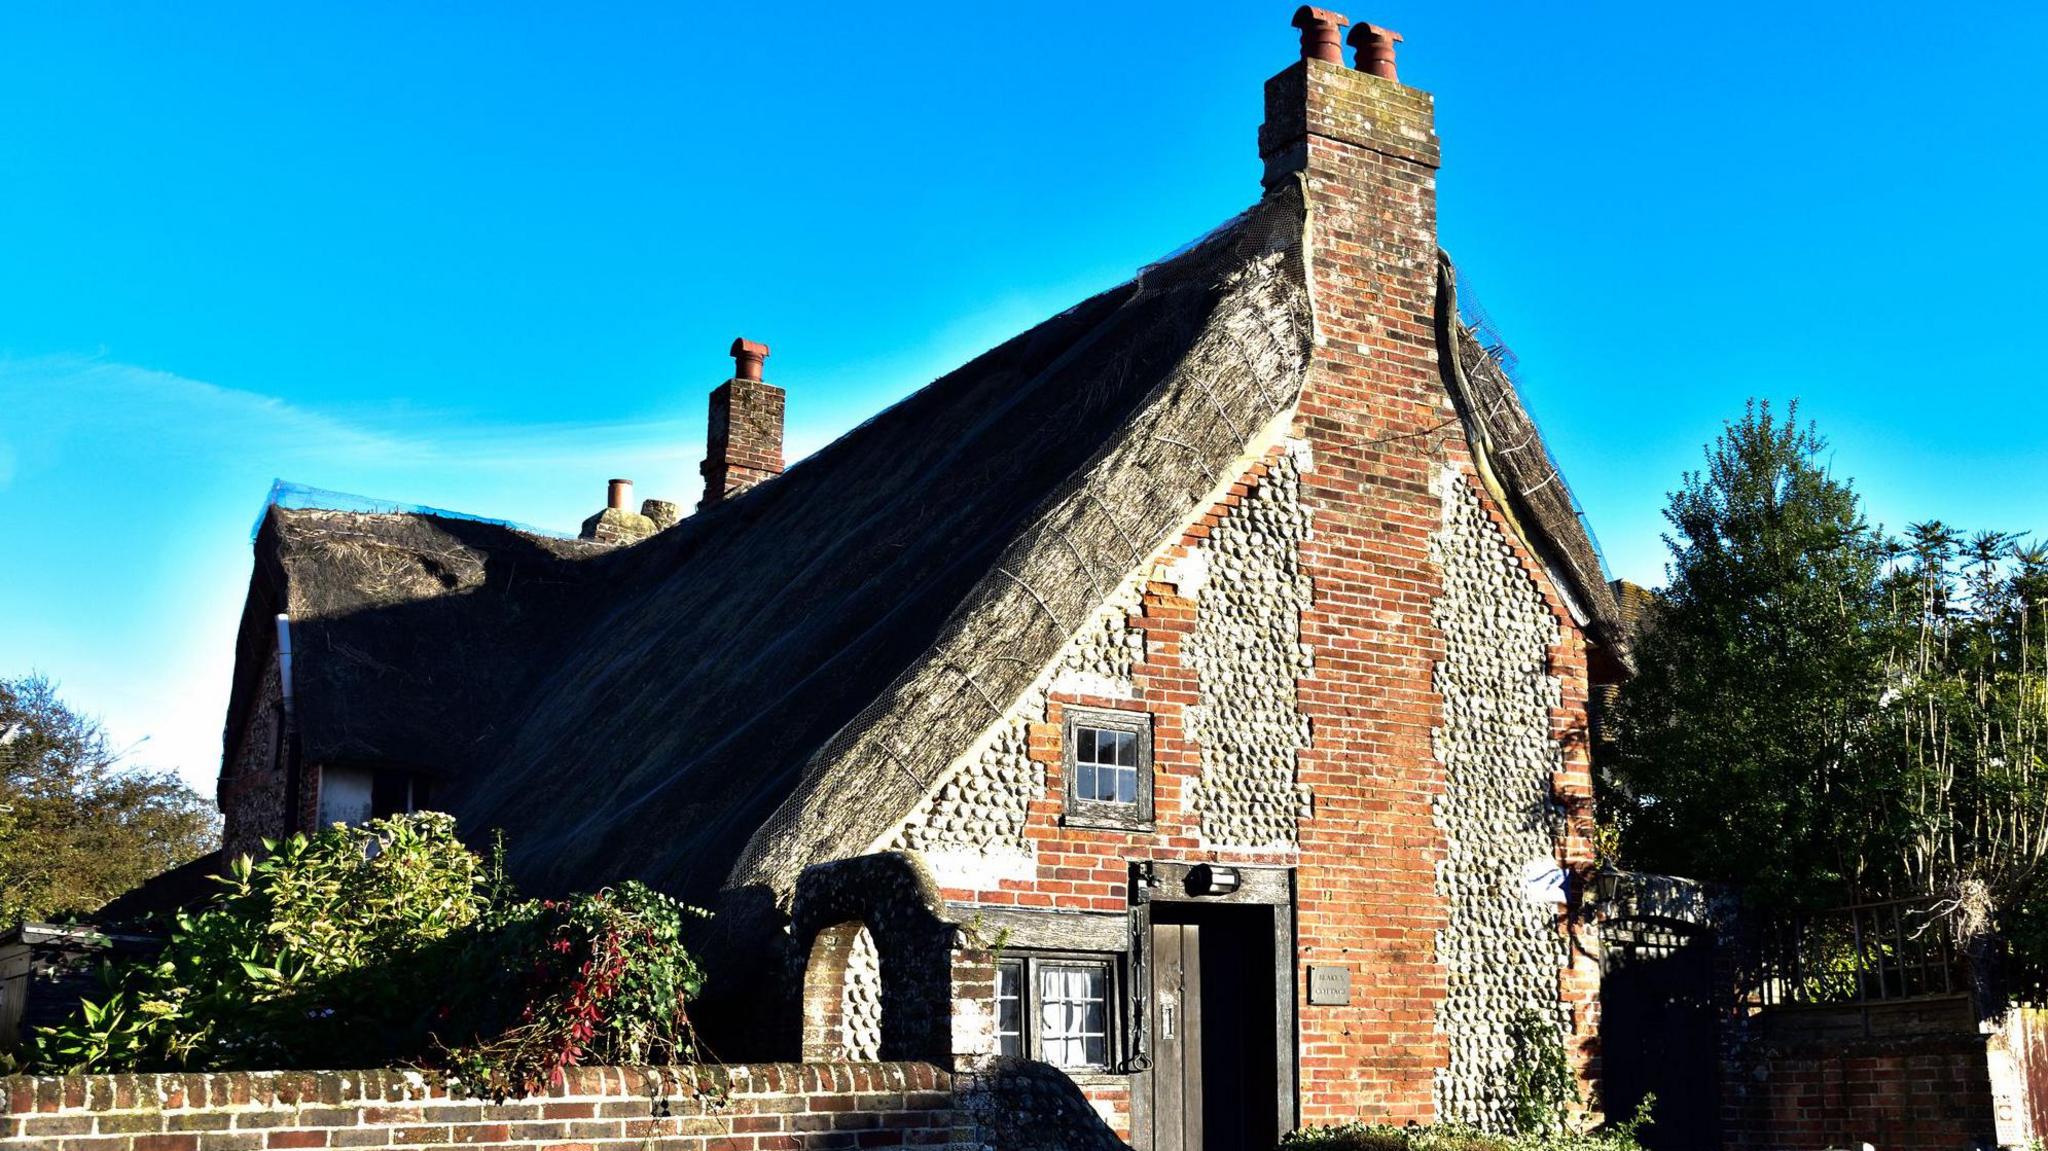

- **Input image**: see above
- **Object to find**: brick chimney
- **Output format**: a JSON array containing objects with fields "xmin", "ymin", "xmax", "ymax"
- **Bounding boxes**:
[
  {"xmin": 699, "ymin": 338, "xmax": 786, "ymax": 510},
  {"xmin": 1261, "ymin": 8, "xmax": 1472, "ymax": 1127}
]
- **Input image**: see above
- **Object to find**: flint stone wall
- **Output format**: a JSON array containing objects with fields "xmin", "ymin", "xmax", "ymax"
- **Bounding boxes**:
[
  {"xmin": 890, "ymin": 581, "xmax": 1143, "ymax": 864},
  {"xmin": 1186, "ymin": 448, "xmax": 1314, "ymax": 848},
  {"xmin": 1429, "ymin": 470, "xmax": 1570, "ymax": 1127}
]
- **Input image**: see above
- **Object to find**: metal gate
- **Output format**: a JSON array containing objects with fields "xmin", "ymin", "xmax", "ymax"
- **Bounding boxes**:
[{"xmin": 1601, "ymin": 917, "xmax": 1720, "ymax": 1151}]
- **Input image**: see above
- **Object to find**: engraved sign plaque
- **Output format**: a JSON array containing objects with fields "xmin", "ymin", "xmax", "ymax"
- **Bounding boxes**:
[{"xmin": 1307, "ymin": 964, "xmax": 1351, "ymax": 1006}]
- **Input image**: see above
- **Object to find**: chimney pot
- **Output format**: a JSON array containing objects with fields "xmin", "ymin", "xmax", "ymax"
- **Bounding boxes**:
[
  {"xmin": 1291, "ymin": 6, "xmax": 1350, "ymax": 64},
  {"xmin": 1347, "ymin": 21, "xmax": 1402, "ymax": 80},
  {"xmin": 730, "ymin": 337, "xmax": 770, "ymax": 382},
  {"xmin": 608, "ymin": 477, "xmax": 634, "ymax": 510}
]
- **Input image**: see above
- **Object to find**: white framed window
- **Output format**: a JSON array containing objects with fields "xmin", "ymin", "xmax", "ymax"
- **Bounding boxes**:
[{"xmin": 994, "ymin": 954, "xmax": 1116, "ymax": 1070}]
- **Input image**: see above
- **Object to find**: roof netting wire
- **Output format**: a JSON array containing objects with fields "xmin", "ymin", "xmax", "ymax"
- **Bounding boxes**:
[
  {"xmin": 1449, "ymin": 268, "xmax": 1614, "ymax": 579},
  {"xmin": 253, "ymin": 479, "xmax": 571, "ymax": 541}
]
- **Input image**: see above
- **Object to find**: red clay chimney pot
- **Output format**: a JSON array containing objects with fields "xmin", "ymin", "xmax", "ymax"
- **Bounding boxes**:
[
  {"xmin": 1347, "ymin": 22, "xmax": 1402, "ymax": 80},
  {"xmin": 1291, "ymin": 6, "xmax": 1350, "ymax": 64},
  {"xmin": 730, "ymin": 337, "xmax": 770, "ymax": 382},
  {"xmin": 607, "ymin": 477, "xmax": 633, "ymax": 511}
]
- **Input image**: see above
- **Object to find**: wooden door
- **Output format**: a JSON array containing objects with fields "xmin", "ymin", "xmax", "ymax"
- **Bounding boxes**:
[{"xmin": 1150, "ymin": 921, "xmax": 1203, "ymax": 1151}]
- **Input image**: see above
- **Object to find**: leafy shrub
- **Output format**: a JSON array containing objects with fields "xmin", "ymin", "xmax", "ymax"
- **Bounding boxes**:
[
  {"xmin": 1279, "ymin": 1108, "xmax": 1652, "ymax": 1151},
  {"xmin": 439, "ymin": 881, "xmax": 706, "ymax": 1098},
  {"xmin": 1505, "ymin": 1009, "xmax": 1580, "ymax": 1137},
  {"xmin": 28, "ymin": 813, "xmax": 706, "ymax": 1098}
]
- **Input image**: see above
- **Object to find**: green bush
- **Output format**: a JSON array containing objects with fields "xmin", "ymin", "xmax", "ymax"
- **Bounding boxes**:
[
  {"xmin": 27, "ymin": 813, "xmax": 706, "ymax": 1098},
  {"xmin": 1279, "ymin": 1112, "xmax": 1650, "ymax": 1151}
]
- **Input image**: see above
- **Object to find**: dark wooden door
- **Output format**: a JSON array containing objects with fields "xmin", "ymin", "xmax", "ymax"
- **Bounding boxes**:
[
  {"xmin": 1601, "ymin": 922, "xmax": 1719, "ymax": 1150},
  {"xmin": 1151, "ymin": 921, "xmax": 1204, "ymax": 1151},
  {"xmin": 1149, "ymin": 905, "xmax": 1278, "ymax": 1151}
]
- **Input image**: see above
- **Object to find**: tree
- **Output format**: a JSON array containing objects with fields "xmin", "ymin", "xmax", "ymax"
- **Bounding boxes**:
[
  {"xmin": 1875, "ymin": 526, "xmax": 2048, "ymax": 986},
  {"xmin": 0, "ymin": 674, "xmax": 219, "ymax": 923},
  {"xmin": 1609, "ymin": 401, "xmax": 2048, "ymax": 995},
  {"xmin": 1606, "ymin": 402, "xmax": 1896, "ymax": 910}
]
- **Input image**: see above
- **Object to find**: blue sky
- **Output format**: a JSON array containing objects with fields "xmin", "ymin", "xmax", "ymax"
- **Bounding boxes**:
[{"xmin": 3, "ymin": 1, "xmax": 2044, "ymax": 794}]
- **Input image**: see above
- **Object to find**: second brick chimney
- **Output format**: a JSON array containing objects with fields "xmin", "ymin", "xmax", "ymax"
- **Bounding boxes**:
[{"xmin": 699, "ymin": 338, "xmax": 786, "ymax": 510}]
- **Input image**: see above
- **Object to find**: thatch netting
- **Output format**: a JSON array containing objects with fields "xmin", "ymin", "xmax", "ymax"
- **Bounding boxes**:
[
  {"xmin": 430, "ymin": 182, "xmax": 1314, "ymax": 905},
  {"xmin": 1435, "ymin": 252, "xmax": 1628, "ymax": 666}
]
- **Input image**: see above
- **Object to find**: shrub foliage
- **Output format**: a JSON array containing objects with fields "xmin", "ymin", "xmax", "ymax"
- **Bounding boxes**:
[
  {"xmin": 27, "ymin": 813, "xmax": 705, "ymax": 1097},
  {"xmin": 1279, "ymin": 1124, "xmax": 1647, "ymax": 1151}
]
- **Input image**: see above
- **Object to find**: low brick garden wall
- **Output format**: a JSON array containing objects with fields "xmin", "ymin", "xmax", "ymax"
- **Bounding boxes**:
[
  {"xmin": 2, "ymin": 1062, "xmax": 968, "ymax": 1150},
  {"xmin": 1723, "ymin": 1032, "xmax": 1997, "ymax": 1149}
]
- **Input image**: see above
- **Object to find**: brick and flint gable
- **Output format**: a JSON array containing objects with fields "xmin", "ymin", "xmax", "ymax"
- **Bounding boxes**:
[{"xmin": 846, "ymin": 35, "xmax": 1608, "ymax": 1136}]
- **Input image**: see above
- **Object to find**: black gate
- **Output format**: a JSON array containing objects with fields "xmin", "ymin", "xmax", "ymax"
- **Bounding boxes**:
[{"xmin": 1601, "ymin": 918, "xmax": 1719, "ymax": 1151}]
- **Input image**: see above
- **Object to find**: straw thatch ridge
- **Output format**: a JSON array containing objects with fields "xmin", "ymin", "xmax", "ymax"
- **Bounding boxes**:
[
  {"xmin": 734, "ymin": 184, "xmax": 1313, "ymax": 896},
  {"xmin": 1436, "ymin": 252, "xmax": 1629, "ymax": 667},
  {"xmin": 434, "ymin": 181, "xmax": 1313, "ymax": 904}
]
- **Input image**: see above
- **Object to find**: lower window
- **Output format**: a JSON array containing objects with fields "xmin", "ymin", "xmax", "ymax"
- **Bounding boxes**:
[{"xmin": 995, "ymin": 954, "xmax": 1116, "ymax": 1069}]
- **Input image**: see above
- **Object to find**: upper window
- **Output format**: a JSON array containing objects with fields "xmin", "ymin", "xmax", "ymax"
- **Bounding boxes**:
[
  {"xmin": 317, "ymin": 766, "xmax": 429, "ymax": 828},
  {"xmin": 995, "ymin": 955, "xmax": 1115, "ymax": 1069},
  {"xmin": 1062, "ymin": 707, "xmax": 1153, "ymax": 830}
]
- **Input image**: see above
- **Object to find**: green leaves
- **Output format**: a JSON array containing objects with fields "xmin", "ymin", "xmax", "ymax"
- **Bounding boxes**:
[
  {"xmin": 1611, "ymin": 400, "xmax": 1890, "ymax": 910},
  {"xmin": 26, "ymin": 814, "xmax": 708, "ymax": 1099},
  {"xmin": 1608, "ymin": 399, "xmax": 2048, "ymax": 971},
  {"xmin": 0, "ymin": 673, "xmax": 218, "ymax": 924}
]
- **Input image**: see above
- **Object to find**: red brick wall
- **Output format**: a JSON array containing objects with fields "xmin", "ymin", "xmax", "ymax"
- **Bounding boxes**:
[
  {"xmin": 701, "ymin": 377, "xmax": 786, "ymax": 508},
  {"xmin": 1724, "ymin": 1034, "xmax": 1997, "ymax": 1149},
  {"xmin": 3, "ymin": 1063, "xmax": 964, "ymax": 1151},
  {"xmin": 883, "ymin": 51, "xmax": 1602, "ymax": 1135}
]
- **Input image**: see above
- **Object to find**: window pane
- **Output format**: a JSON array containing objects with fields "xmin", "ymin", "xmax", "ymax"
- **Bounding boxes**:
[
  {"xmin": 1070, "ymin": 723, "xmax": 1144, "ymax": 810},
  {"xmin": 1037, "ymin": 962, "xmax": 1109, "ymax": 1069},
  {"xmin": 996, "ymin": 961, "xmax": 1023, "ymax": 1058}
]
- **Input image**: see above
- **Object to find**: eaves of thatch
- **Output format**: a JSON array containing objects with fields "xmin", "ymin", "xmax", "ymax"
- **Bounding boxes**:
[
  {"xmin": 1435, "ymin": 252, "xmax": 1631, "ymax": 675},
  {"xmin": 223, "ymin": 176, "xmax": 1621, "ymax": 912},
  {"xmin": 450, "ymin": 181, "xmax": 1314, "ymax": 906}
]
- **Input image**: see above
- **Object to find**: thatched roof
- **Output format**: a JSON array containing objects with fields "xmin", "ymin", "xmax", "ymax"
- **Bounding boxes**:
[
  {"xmin": 1436, "ymin": 253, "xmax": 1630, "ymax": 669},
  {"xmin": 225, "ymin": 507, "xmax": 609, "ymax": 776},
  {"xmin": 223, "ymin": 184, "xmax": 1309, "ymax": 906},
  {"xmin": 222, "ymin": 179, "xmax": 1622, "ymax": 911}
]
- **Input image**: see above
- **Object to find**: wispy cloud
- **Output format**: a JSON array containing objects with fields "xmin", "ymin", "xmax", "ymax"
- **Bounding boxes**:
[
  {"xmin": 0, "ymin": 354, "xmax": 742, "ymax": 795},
  {"xmin": 0, "ymin": 353, "xmax": 713, "ymax": 491}
]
